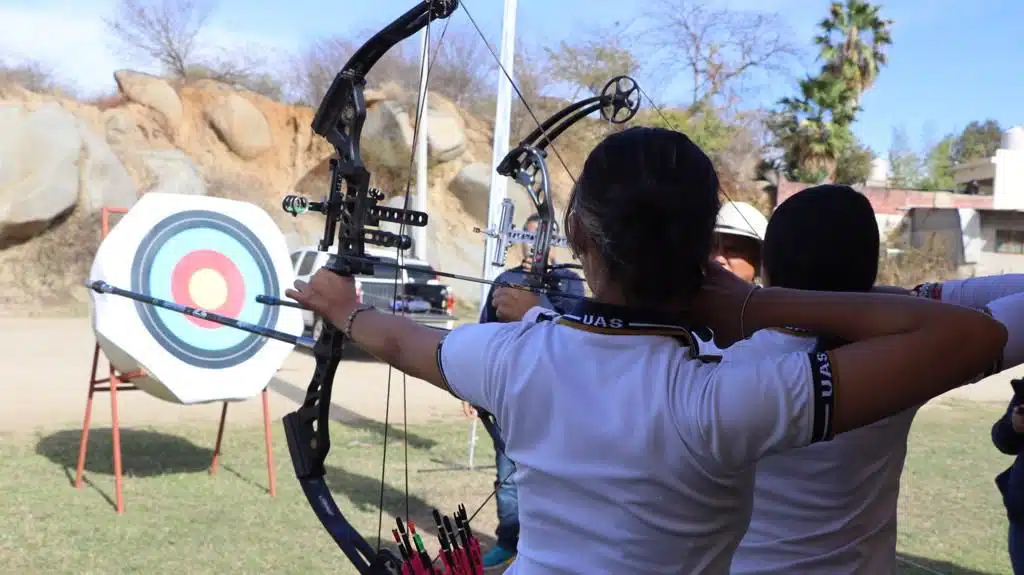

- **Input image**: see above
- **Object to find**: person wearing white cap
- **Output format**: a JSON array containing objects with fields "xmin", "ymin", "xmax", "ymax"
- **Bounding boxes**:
[
  {"xmin": 712, "ymin": 201, "xmax": 768, "ymax": 284},
  {"xmin": 695, "ymin": 202, "xmax": 769, "ymax": 356}
]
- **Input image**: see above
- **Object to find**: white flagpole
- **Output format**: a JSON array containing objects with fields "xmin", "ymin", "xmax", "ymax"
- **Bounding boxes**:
[
  {"xmin": 478, "ymin": 0, "xmax": 518, "ymax": 305},
  {"xmin": 469, "ymin": 0, "xmax": 518, "ymax": 469},
  {"xmin": 412, "ymin": 28, "xmax": 430, "ymax": 261}
]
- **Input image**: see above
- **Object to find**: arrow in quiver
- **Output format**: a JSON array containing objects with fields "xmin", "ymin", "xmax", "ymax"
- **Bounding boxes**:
[{"xmin": 88, "ymin": 193, "xmax": 303, "ymax": 404}]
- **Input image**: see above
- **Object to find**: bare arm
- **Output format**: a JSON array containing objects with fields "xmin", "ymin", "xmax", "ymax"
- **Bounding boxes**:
[
  {"xmin": 744, "ymin": 288, "xmax": 1007, "ymax": 435},
  {"xmin": 326, "ymin": 308, "xmax": 450, "ymax": 391}
]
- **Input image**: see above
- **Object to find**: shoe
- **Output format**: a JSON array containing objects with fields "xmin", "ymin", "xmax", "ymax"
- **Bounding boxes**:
[{"xmin": 481, "ymin": 544, "xmax": 517, "ymax": 571}]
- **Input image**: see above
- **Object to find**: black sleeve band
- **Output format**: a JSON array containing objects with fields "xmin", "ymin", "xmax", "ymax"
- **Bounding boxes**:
[
  {"xmin": 435, "ymin": 334, "xmax": 455, "ymax": 396},
  {"xmin": 808, "ymin": 351, "xmax": 836, "ymax": 443}
]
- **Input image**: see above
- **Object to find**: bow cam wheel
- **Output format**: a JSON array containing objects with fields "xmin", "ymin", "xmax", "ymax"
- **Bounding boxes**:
[{"xmin": 600, "ymin": 75, "xmax": 641, "ymax": 124}]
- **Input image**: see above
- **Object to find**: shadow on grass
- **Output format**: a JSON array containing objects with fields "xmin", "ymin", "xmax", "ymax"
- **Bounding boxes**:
[
  {"xmin": 37, "ymin": 428, "xmax": 214, "ymax": 478},
  {"xmin": 324, "ymin": 463, "xmax": 497, "ymax": 555},
  {"xmin": 897, "ymin": 552, "xmax": 1003, "ymax": 574},
  {"xmin": 36, "ymin": 428, "xmax": 220, "ymax": 511},
  {"xmin": 269, "ymin": 377, "xmax": 438, "ymax": 450}
]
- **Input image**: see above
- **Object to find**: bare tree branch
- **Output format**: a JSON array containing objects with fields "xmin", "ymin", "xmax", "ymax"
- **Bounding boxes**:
[
  {"xmin": 104, "ymin": 0, "xmax": 215, "ymax": 78},
  {"xmin": 641, "ymin": 0, "xmax": 800, "ymax": 108}
]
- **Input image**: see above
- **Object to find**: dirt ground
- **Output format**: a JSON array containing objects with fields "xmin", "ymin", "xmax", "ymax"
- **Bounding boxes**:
[
  {"xmin": 0, "ymin": 317, "xmax": 466, "ymax": 434},
  {"xmin": 0, "ymin": 317, "xmax": 1016, "ymax": 435}
]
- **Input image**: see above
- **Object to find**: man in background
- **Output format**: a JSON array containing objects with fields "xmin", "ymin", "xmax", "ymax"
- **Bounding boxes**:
[
  {"xmin": 699, "ymin": 201, "xmax": 768, "ymax": 355},
  {"xmin": 461, "ymin": 213, "xmax": 583, "ymax": 570},
  {"xmin": 712, "ymin": 201, "xmax": 768, "ymax": 284}
]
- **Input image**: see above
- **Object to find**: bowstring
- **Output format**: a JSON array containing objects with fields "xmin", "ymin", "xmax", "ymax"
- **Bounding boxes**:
[{"xmin": 376, "ymin": 0, "xmax": 455, "ymax": 552}]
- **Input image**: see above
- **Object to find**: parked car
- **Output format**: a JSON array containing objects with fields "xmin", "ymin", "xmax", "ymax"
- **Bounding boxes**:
[{"xmin": 290, "ymin": 246, "xmax": 455, "ymax": 338}]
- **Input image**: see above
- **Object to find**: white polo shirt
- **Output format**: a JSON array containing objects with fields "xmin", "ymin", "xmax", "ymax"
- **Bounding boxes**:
[
  {"xmin": 725, "ymin": 328, "xmax": 918, "ymax": 575},
  {"xmin": 438, "ymin": 318, "xmax": 836, "ymax": 574}
]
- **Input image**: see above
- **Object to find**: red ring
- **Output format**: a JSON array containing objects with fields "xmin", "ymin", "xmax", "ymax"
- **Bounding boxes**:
[{"xmin": 170, "ymin": 250, "xmax": 245, "ymax": 329}]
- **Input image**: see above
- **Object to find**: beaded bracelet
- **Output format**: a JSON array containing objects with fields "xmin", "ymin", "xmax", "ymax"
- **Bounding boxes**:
[{"xmin": 342, "ymin": 304, "xmax": 374, "ymax": 339}]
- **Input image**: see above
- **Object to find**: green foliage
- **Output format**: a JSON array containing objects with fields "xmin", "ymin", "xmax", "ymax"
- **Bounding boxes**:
[
  {"xmin": 814, "ymin": 0, "xmax": 893, "ymax": 97},
  {"xmin": 888, "ymin": 127, "xmax": 922, "ymax": 188},
  {"xmin": 766, "ymin": 1, "xmax": 891, "ymax": 182},
  {"xmin": 951, "ymin": 119, "xmax": 1003, "ymax": 165},
  {"xmin": 917, "ymin": 136, "xmax": 956, "ymax": 191},
  {"xmin": 544, "ymin": 27, "xmax": 639, "ymax": 100},
  {"xmin": 636, "ymin": 104, "xmax": 736, "ymax": 157},
  {"xmin": 833, "ymin": 137, "xmax": 875, "ymax": 185}
]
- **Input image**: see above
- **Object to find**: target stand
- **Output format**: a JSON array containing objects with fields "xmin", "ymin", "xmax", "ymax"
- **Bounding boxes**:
[{"xmin": 75, "ymin": 207, "xmax": 277, "ymax": 514}]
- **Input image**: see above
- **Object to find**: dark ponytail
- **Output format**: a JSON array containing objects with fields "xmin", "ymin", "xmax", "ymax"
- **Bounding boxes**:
[{"xmin": 567, "ymin": 127, "xmax": 720, "ymax": 307}]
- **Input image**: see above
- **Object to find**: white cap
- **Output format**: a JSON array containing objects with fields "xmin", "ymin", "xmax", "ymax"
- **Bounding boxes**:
[{"xmin": 715, "ymin": 201, "xmax": 767, "ymax": 242}]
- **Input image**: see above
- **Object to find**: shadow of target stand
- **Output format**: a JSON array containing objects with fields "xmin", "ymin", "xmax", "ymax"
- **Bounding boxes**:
[{"xmin": 75, "ymin": 207, "xmax": 276, "ymax": 514}]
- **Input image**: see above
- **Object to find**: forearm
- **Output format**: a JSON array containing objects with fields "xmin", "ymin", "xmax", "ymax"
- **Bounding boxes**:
[
  {"xmin": 328, "ymin": 307, "xmax": 447, "ymax": 389},
  {"xmin": 746, "ymin": 287, "xmax": 1005, "ymax": 349},
  {"xmin": 935, "ymin": 275, "xmax": 1024, "ymax": 308}
]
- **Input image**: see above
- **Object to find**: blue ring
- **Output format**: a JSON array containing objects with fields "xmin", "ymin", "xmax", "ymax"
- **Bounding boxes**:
[{"xmin": 130, "ymin": 210, "xmax": 280, "ymax": 369}]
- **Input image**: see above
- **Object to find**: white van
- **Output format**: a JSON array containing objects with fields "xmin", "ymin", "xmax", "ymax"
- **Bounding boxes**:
[{"xmin": 290, "ymin": 245, "xmax": 455, "ymax": 337}]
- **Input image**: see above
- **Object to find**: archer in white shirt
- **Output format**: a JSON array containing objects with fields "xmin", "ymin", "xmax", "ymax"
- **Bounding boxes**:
[
  {"xmin": 729, "ymin": 184, "xmax": 1024, "ymax": 575},
  {"xmin": 287, "ymin": 128, "xmax": 1006, "ymax": 574}
]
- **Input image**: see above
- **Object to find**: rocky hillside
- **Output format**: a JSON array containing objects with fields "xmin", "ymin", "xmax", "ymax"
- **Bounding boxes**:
[{"xmin": 0, "ymin": 71, "xmax": 585, "ymax": 315}]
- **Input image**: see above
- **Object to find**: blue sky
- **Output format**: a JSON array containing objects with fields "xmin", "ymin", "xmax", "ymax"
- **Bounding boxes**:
[{"xmin": 1, "ymin": 0, "xmax": 1020, "ymax": 155}]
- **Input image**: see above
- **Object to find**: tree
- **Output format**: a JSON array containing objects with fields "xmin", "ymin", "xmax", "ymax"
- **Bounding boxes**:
[
  {"xmin": 105, "ymin": 0, "xmax": 214, "ymax": 78},
  {"xmin": 951, "ymin": 119, "xmax": 1003, "ymax": 165},
  {"xmin": 814, "ymin": 0, "xmax": 893, "ymax": 101},
  {"xmin": 0, "ymin": 58, "xmax": 76, "ymax": 96},
  {"xmin": 767, "ymin": 73, "xmax": 859, "ymax": 182},
  {"xmin": 833, "ymin": 137, "xmax": 874, "ymax": 186},
  {"xmin": 917, "ymin": 136, "xmax": 956, "ymax": 191},
  {"xmin": 887, "ymin": 126, "xmax": 922, "ymax": 188},
  {"xmin": 427, "ymin": 27, "xmax": 494, "ymax": 107},
  {"xmin": 642, "ymin": 0, "xmax": 799, "ymax": 108},
  {"xmin": 291, "ymin": 35, "xmax": 418, "ymax": 106},
  {"xmin": 544, "ymin": 25, "xmax": 639, "ymax": 100}
]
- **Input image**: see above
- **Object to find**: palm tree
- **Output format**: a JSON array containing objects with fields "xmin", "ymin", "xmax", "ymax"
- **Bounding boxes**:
[
  {"xmin": 769, "ymin": 73, "xmax": 859, "ymax": 182},
  {"xmin": 814, "ymin": 0, "xmax": 893, "ymax": 100}
]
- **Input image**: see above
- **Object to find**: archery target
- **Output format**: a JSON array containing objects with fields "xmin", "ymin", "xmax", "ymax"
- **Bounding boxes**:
[{"xmin": 89, "ymin": 193, "xmax": 303, "ymax": 405}]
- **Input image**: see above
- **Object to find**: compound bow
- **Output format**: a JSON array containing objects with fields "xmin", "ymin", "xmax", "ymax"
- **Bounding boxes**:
[{"xmin": 277, "ymin": 2, "xmax": 454, "ymax": 573}]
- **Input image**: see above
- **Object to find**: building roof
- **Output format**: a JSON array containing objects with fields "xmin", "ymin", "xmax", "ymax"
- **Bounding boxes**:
[{"xmin": 776, "ymin": 180, "xmax": 994, "ymax": 216}]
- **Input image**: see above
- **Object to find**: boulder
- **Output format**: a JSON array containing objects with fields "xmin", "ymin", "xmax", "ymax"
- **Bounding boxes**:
[
  {"xmin": 102, "ymin": 108, "xmax": 143, "ymax": 147},
  {"xmin": 78, "ymin": 125, "xmax": 138, "ymax": 212},
  {"xmin": 0, "ymin": 103, "xmax": 83, "ymax": 243},
  {"xmin": 204, "ymin": 93, "xmax": 273, "ymax": 160},
  {"xmin": 425, "ymin": 98, "xmax": 466, "ymax": 163},
  {"xmin": 450, "ymin": 162, "xmax": 534, "ymax": 223},
  {"xmin": 114, "ymin": 70, "xmax": 183, "ymax": 129},
  {"xmin": 363, "ymin": 100, "xmax": 415, "ymax": 169},
  {"xmin": 136, "ymin": 149, "xmax": 207, "ymax": 196}
]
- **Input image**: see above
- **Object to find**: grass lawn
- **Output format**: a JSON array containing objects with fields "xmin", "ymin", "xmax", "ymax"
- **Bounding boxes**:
[{"xmin": 0, "ymin": 399, "xmax": 1014, "ymax": 574}]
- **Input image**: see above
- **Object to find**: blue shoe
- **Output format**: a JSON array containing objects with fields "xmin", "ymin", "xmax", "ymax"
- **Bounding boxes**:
[{"xmin": 481, "ymin": 544, "xmax": 516, "ymax": 571}]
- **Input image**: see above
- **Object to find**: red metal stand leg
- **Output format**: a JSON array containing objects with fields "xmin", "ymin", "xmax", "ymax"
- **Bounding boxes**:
[
  {"xmin": 74, "ymin": 345, "xmax": 101, "ymax": 489},
  {"xmin": 110, "ymin": 367, "xmax": 125, "ymax": 514},
  {"xmin": 261, "ymin": 388, "xmax": 276, "ymax": 497},
  {"xmin": 210, "ymin": 402, "xmax": 228, "ymax": 474}
]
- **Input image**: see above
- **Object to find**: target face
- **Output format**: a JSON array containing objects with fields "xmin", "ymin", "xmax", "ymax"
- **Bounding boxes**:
[{"xmin": 130, "ymin": 210, "xmax": 279, "ymax": 369}]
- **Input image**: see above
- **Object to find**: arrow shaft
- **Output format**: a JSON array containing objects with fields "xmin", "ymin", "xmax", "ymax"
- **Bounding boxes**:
[{"xmin": 85, "ymin": 281, "xmax": 314, "ymax": 348}]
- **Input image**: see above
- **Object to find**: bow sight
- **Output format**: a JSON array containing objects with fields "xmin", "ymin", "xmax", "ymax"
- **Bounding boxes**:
[{"xmin": 480, "ymin": 75, "xmax": 640, "ymax": 286}]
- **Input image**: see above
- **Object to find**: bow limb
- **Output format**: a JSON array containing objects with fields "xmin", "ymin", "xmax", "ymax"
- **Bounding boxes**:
[{"xmin": 281, "ymin": 3, "xmax": 455, "ymax": 574}]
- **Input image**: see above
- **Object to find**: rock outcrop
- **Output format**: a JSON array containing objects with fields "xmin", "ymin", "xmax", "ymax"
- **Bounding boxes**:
[{"xmin": 0, "ymin": 69, "xmax": 587, "ymax": 312}]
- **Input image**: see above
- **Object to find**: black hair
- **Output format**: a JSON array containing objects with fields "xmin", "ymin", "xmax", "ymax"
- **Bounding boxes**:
[
  {"xmin": 762, "ymin": 184, "xmax": 878, "ymax": 352},
  {"xmin": 524, "ymin": 213, "xmax": 541, "ymax": 227},
  {"xmin": 762, "ymin": 184, "xmax": 879, "ymax": 293},
  {"xmin": 565, "ymin": 126, "xmax": 720, "ymax": 306}
]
